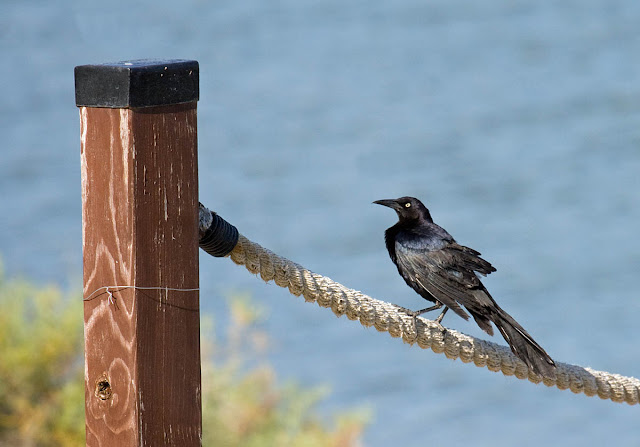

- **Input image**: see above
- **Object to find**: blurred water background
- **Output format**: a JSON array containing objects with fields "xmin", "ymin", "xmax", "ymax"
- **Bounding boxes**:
[{"xmin": 2, "ymin": 0, "xmax": 640, "ymax": 445}]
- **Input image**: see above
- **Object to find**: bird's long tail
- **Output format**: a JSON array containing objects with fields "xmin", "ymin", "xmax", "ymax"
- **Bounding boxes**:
[{"xmin": 491, "ymin": 308, "xmax": 556, "ymax": 379}]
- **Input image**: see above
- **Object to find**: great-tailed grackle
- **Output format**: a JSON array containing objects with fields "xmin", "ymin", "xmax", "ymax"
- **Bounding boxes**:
[{"xmin": 374, "ymin": 196, "xmax": 556, "ymax": 378}]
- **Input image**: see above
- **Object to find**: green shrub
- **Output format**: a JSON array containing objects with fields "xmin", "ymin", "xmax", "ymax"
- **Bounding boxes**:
[
  {"xmin": 0, "ymin": 267, "xmax": 368, "ymax": 446},
  {"xmin": 0, "ymin": 265, "xmax": 84, "ymax": 446}
]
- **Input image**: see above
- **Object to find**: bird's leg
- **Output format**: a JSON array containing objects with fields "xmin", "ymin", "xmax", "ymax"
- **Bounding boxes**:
[
  {"xmin": 434, "ymin": 307, "xmax": 449, "ymax": 325},
  {"xmin": 393, "ymin": 302, "xmax": 441, "ymax": 319},
  {"xmin": 412, "ymin": 302, "xmax": 444, "ymax": 317},
  {"xmin": 394, "ymin": 302, "xmax": 445, "ymax": 331}
]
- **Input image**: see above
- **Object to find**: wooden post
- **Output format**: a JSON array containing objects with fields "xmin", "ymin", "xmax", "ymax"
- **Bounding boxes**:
[{"xmin": 75, "ymin": 60, "xmax": 201, "ymax": 446}]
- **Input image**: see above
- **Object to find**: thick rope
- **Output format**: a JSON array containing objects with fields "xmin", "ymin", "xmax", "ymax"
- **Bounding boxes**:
[
  {"xmin": 197, "ymin": 204, "xmax": 639, "ymax": 405},
  {"xmin": 224, "ymin": 233, "xmax": 640, "ymax": 405}
]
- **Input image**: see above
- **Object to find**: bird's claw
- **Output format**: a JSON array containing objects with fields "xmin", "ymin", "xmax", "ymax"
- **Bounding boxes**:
[
  {"xmin": 393, "ymin": 304, "xmax": 419, "ymax": 318},
  {"xmin": 392, "ymin": 305, "xmax": 421, "ymax": 331}
]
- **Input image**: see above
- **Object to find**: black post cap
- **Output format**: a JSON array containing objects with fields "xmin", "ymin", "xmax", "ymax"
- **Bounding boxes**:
[{"xmin": 75, "ymin": 59, "xmax": 199, "ymax": 108}]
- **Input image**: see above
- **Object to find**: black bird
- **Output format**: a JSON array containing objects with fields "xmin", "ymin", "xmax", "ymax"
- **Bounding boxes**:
[{"xmin": 374, "ymin": 196, "xmax": 556, "ymax": 378}]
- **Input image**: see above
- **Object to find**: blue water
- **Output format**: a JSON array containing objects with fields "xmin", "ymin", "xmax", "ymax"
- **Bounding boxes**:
[{"xmin": 2, "ymin": 0, "xmax": 640, "ymax": 445}]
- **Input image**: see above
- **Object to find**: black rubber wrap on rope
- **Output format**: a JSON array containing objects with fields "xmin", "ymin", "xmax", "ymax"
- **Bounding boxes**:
[{"xmin": 198, "ymin": 203, "xmax": 239, "ymax": 257}]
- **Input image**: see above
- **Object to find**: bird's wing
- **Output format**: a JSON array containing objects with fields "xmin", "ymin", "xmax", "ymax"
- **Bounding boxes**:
[
  {"xmin": 443, "ymin": 242, "xmax": 496, "ymax": 277},
  {"xmin": 395, "ymin": 242, "xmax": 496, "ymax": 322}
]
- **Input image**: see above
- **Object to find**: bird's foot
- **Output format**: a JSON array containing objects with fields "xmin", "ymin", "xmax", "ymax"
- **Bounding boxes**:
[
  {"xmin": 393, "ymin": 304, "xmax": 449, "ymax": 334},
  {"xmin": 395, "ymin": 307, "xmax": 423, "ymax": 324},
  {"xmin": 393, "ymin": 304, "xmax": 419, "ymax": 317},
  {"xmin": 392, "ymin": 305, "xmax": 421, "ymax": 331}
]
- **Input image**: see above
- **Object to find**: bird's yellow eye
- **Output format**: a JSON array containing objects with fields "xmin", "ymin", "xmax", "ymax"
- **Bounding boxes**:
[{"xmin": 404, "ymin": 202, "xmax": 411, "ymax": 208}]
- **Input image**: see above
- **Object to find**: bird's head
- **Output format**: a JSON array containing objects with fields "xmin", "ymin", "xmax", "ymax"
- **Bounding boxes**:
[{"xmin": 373, "ymin": 196, "xmax": 432, "ymax": 223}]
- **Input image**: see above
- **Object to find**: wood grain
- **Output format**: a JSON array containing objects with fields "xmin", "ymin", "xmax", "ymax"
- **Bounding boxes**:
[{"xmin": 81, "ymin": 103, "xmax": 201, "ymax": 446}]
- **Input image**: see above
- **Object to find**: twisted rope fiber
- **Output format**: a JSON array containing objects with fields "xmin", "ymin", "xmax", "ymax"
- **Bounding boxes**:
[{"xmin": 224, "ymin": 233, "xmax": 640, "ymax": 405}]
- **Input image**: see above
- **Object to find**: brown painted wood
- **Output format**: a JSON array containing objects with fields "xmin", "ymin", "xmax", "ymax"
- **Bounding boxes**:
[{"xmin": 80, "ymin": 103, "xmax": 201, "ymax": 446}]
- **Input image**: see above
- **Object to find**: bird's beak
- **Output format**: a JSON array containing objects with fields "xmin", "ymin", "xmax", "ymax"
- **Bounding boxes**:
[{"xmin": 373, "ymin": 199, "xmax": 401, "ymax": 211}]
